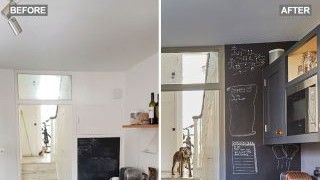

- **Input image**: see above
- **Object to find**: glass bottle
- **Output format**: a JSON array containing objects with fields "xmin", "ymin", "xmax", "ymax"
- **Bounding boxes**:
[{"xmin": 303, "ymin": 51, "xmax": 317, "ymax": 73}]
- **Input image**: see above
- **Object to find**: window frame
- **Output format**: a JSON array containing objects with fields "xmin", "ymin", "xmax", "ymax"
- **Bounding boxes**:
[
  {"xmin": 161, "ymin": 45, "xmax": 226, "ymax": 180},
  {"xmin": 161, "ymin": 46, "xmax": 224, "ymax": 91},
  {"xmin": 16, "ymin": 71, "xmax": 73, "ymax": 105}
]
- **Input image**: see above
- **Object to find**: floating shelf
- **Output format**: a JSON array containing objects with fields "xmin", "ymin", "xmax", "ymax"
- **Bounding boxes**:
[{"xmin": 122, "ymin": 124, "xmax": 158, "ymax": 128}]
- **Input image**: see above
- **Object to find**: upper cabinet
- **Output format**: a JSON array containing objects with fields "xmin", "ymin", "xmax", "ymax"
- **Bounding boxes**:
[
  {"xmin": 264, "ymin": 25, "xmax": 320, "ymax": 145},
  {"xmin": 263, "ymin": 57, "xmax": 286, "ymax": 140},
  {"xmin": 287, "ymin": 36, "xmax": 317, "ymax": 82}
]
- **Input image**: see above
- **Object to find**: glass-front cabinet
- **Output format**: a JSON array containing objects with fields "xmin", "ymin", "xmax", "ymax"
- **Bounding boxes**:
[{"xmin": 287, "ymin": 35, "xmax": 317, "ymax": 82}]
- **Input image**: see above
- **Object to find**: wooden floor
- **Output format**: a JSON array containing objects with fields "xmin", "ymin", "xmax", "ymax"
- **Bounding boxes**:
[{"xmin": 161, "ymin": 171, "xmax": 200, "ymax": 180}]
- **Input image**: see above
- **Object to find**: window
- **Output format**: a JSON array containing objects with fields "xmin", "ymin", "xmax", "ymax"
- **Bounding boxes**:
[
  {"xmin": 161, "ymin": 52, "xmax": 219, "ymax": 84},
  {"xmin": 18, "ymin": 74, "xmax": 72, "ymax": 100}
]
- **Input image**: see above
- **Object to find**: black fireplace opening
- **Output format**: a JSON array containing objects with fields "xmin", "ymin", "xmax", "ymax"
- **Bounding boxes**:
[{"xmin": 78, "ymin": 137, "xmax": 120, "ymax": 180}]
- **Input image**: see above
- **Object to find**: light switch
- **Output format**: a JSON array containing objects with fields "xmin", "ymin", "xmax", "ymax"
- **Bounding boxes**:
[{"xmin": 112, "ymin": 88, "xmax": 123, "ymax": 100}]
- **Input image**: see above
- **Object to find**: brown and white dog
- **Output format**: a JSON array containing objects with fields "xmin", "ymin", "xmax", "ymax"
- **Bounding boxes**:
[{"xmin": 171, "ymin": 147, "xmax": 192, "ymax": 178}]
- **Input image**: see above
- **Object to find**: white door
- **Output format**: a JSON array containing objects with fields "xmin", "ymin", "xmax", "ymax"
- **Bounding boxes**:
[
  {"xmin": 19, "ymin": 106, "xmax": 43, "ymax": 157},
  {"xmin": 161, "ymin": 92, "xmax": 178, "ymax": 176}
]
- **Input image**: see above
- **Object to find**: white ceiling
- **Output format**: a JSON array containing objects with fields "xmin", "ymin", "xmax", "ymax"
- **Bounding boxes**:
[
  {"xmin": 162, "ymin": 0, "xmax": 320, "ymax": 47},
  {"xmin": 0, "ymin": 0, "xmax": 158, "ymax": 71}
]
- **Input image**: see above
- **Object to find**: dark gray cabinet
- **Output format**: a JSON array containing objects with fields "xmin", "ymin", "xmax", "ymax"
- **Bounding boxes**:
[
  {"xmin": 263, "ymin": 57, "xmax": 286, "ymax": 141},
  {"xmin": 263, "ymin": 24, "xmax": 320, "ymax": 145}
]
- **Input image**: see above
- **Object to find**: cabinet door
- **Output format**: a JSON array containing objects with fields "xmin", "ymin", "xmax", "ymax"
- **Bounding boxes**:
[
  {"xmin": 161, "ymin": 92, "xmax": 178, "ymax": 173},
  {"xmin": 263, "ymin": 58, "xmax": 286, "ymax": 139}
]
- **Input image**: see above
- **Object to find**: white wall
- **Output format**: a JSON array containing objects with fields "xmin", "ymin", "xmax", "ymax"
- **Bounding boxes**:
[
  {"xmin": 124, "ymin": 54, "xmax": 159, "ymax": 173},
  {"xmin": 72, "ymin": 61, "xmax": 159, "ymax": 176},
  {"xmin": 0, "ymin": 69, "xmax": 18, "ymax": 180},
  {"xmin": 72, "ymin": 72, "xmax": 126, "ymax": 135},
  {"xmin": 72, "ymin": 56, "xmax": 159, "ymax": 175},
  {"xmin": 301, "ymin": 143, "xmax": 320, "ymax": 177},
  {"xmin": 71, "ymin": 71, "xmax": 126, "ymax": 180},
  {"xmin": 55, "ymin": 105, "xmax": 74, "ymax": 180},
  {"xmin": 161, "ymin": 53, "xmax": 182, "ymax": 84},
  {"xmin": 0, "ymin": 70, "xmax": 127, "ymax": 180},
  {"xmin": 0, "ymin": 61, "xmax": 158, "ymax": 179}
]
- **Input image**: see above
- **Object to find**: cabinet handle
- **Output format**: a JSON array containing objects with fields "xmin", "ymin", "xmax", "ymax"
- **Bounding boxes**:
[{"xmin": 275, "ymin": 129, "xmax": 284, "ymax": 136}]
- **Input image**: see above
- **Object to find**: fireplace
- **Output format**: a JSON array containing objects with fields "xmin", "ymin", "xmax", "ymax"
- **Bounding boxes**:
[{"xmin": 78, "ymin": 137, "xmax": 120, "ymax": 180}]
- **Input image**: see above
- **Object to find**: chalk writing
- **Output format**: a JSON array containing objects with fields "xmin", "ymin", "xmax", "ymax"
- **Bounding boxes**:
[
  {"xmin": 227, "ymin": 84, "xmax": 257, "ymax": 137},
  {"xmin": 228, "ymin": 46, "xmax": 266, "ymax": 75},
  {"xmin": 232, "ymin": 141, "xmax": 258, "ymax": 174}
]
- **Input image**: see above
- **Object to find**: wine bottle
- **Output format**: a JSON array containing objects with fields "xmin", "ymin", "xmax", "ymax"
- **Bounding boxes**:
[
  {"xmin": 149, "ymin": 92, "xmax": 156, "ymax": 124},
  {"xmin": 155, "ymin": 94, "xmax": 159, "ymax": 124}
]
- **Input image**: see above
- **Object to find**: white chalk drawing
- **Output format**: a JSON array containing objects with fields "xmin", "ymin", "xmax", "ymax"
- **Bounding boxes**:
[
  {"xmin": 227, "ymin": 84, "xmax": 257, "ymax": 137},
  {"xmin": 232, "ymin": 141, "xmax": 258, "ymax": 174},
  {"xmin": 228, "ymin": 46, "xmax": 266, "ymax": 75},
  {"xmin": 272, "ymin": 144, "xmax": 299, "ymax": 171}
]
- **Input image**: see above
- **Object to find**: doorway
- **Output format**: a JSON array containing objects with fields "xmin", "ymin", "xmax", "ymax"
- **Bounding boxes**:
[
  {"xmin": 161, "ymin": 47, "xmax": 225, "ymax": 180},
  {"xmin": 19, "ymin": 105, "xmax": 57, "ymax": 163},
  {"xmin": 17, "ymin": 73, "xmax": 73, "ymax": 180}
]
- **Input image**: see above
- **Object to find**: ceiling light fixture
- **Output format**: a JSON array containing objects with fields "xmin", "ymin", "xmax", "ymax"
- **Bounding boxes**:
[
  {"xmin": 1, "ymin": 1, "xmax": 22, "ymax": 35},
  {"xmin": 8, "ymin": 17, "xmax": 22, "ymax": 35}
]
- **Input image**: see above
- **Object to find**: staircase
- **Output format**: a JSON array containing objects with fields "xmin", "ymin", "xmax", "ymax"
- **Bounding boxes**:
[{"xmin": 22, "ymin": 162, "xmax": 57, "ymax": 180}]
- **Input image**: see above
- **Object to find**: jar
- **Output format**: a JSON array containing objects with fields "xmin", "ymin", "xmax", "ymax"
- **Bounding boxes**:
[{"xmin": 303, "ymin": 51, "xmax": 317, "ymax": 72}]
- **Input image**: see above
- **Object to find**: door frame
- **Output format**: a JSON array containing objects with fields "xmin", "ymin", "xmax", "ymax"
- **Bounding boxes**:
[
  {"xmin": 161, "ymin": 46, "xmax": 226, "ymax": 180},
  {"xmin": 14, "ymin": 70, "xmax": 74, "ymax": 180}
]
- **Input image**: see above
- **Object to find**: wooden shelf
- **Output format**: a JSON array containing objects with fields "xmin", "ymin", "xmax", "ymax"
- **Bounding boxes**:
[{"xmin": 122, "ymin": 124, "xmax": 158, "ymax": 129}]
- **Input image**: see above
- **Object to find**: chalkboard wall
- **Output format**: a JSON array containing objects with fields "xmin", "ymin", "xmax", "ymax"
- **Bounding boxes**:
[
  {"xmin": 225, "ymin": 42, "xmax": 301, "ymax": 180},
  {"xmin": 78, "ymin": 137, "xmax": 120, "ymax": 180}
]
